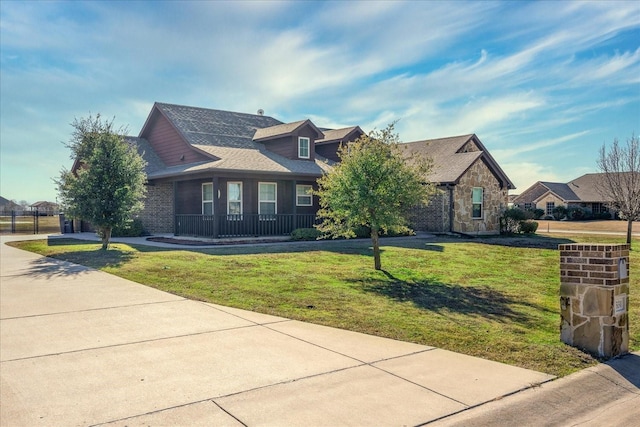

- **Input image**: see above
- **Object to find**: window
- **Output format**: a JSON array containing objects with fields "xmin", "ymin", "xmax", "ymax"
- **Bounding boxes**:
[
  {"xmin": 592, "ymin": 203, "xmax": 605, "ymax": 214},
  {"xmin": 298, "ymin": 137, "xmax": 310, "ymax": 159},
  {"xmin": 259, "ymin": 182, "xmax": 277, "ymax": 219},
  {"xmin": 524, "ymin": 202, "xmax": 532, "ymax": 211},
  {"xmin": 296, "ymin": 184, "xmax": 313, "ymax": 206},
  {"xmin": 546, "ymin": 202, "xmax": 555, "ymax": 216},
  {"xmin": 202, "ymin": 183, "xmax": 213, "ymax": 215},
  {"xmin": 227, "ymin": 182, "xmax": 242, "ymax": 218},
  {"xmin": 472, "ymin": 187, "xmax": 483, "ymax": 219}
]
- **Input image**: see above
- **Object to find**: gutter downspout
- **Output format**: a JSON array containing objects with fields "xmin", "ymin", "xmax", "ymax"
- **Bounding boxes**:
[{"xmin": 448, "ymin": 185, "xmax": 454, "ymax": 233}]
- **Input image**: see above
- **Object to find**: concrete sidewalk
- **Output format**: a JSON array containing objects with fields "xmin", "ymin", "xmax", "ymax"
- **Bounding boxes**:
[
  {"xmin": 0, "ymin": 234, "xmax": 634, "ymax": 426},
  {"xmin": 436, "ymin": 352, "xmax": 640, "ymax": 426}
]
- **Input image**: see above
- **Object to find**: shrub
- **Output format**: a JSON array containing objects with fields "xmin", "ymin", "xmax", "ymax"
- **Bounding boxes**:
[
  {"xmin": 500, "ymin": 208, "xmax": 527, "ymax": 234},
  {"xmin": 501, "ymin": 209, "xmax": 539, "ymax": 234},
  {"xmin": 353, "ymin": 225, "xmax": 371, "ymax": 238},
  {"xmin": 552, "ymin": 206, "xmax": 567, "ymax": 220},
  {"xmin": 350, "ymin": 225, "xmax": 414, "ymax": 238},
  {"xmin": 291, "ymin": 228, "xmax": 322, "ymax": 241},
  {"xmin": 111, "ymin": 218, "xmax": 147, "ymax": 237},
  {"xmin": 382, "ymin": 226, "xmax": 414, "ymax": 237},
  {"xmin": 520, "ymin": 220, "xmax": 539, "ymax": 234},
  {"xmin": 531, "ymin": 208, "xmax": 545, "ymax": 220},
  {"xmin": 567, "ymin": 207, "xmax": 592, "ymax": 221}
]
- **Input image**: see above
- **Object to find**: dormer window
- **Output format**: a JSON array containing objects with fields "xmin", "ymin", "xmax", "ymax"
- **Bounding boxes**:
[{"xmin": 298, "ymin": 137, "xmax": 310, "ymax": 159}]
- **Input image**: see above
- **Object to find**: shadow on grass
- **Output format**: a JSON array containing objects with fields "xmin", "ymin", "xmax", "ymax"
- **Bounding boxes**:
[
  {"xmin": 192, "ymin": 234, "xmax": 572, "ymax": 256},
  {"xmin": 358, "ymin": 270, "xmax": 533, "ymax": 323},
  {"xmin": 10, "ymin": 237, "xmax": 139, "ymax": 278},
  {"xmin": 44, "ymin": 234, "xmax": 575, "ymax": 256},
  {"xmin": 469, "ymin": 235, "xmax": 575, "ymax": 250}
]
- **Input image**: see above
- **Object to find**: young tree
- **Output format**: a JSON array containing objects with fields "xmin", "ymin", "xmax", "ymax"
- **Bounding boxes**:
[
  {"xmin": 315, "ymin": 124, "xmax": 435, "ymax": 270},
  {"xmin": 596, "ymin": 134, "xmax": 640, "ymax": 245},
  {"xmin": 56, "ymin": 115, "xmax": 147, "ymax": 249}
]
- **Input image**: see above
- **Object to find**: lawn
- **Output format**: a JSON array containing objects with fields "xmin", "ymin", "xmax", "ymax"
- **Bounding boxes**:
[{"xmin": 8, "ymin": 233, "xmax": 639, "ymax": 377}]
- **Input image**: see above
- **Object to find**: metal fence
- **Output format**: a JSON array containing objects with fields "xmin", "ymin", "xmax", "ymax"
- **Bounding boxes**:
[
  {"xmin": 0, "ymin": 211, "xmax": 62, "ymax": 235},
  {"xmin": 175, "ymin": 214, "xmax": 319, "ymax": 238}
]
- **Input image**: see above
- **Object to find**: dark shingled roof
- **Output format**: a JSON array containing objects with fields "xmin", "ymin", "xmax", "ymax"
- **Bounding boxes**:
[
  {"xmin": 152, "ymin": 103, "xmax": 283, "ymax": 149},
  {"xmin": 124, "ymin": 136, "xmax": 166, "ymax": 175},
  {"xmin": 538, "ymin": 182, "xmax": 579, "ymax": 201},
  {"xmin": 514, "ymin": 173, "xmax": 624, "ymax": 204},
  {"xmin": 253, "ymin": 119, "xmax": 324, "ymax": 142},
  {"xmin": 0, "ymin": 196, "xmax": 19, "ymax": 210},
  {"xmin": 140, "ymin": 103, "xmax": 334, "ymax": 179},
  {"xmin": 568, "ymin": 174, "xmax": 613, "ymax": 202},
  {"xmin": 400, "ymin": 134, "xmax": 515, "ymax": 189},
  {"xmin": 316, "ymin": 126, "xmax": 364, "ymax": 144}
]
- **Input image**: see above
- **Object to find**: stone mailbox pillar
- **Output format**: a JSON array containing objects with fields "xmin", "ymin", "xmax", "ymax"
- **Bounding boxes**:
[{"xmin": 559, "ymin": 244, "xmax": 629, "ymax": 358}]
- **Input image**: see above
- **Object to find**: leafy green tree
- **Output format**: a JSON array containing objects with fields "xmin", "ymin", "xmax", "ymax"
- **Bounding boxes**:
[
  {"xmin": 597, "ymin": 135, "xmax": 640, "ymax": 245},
  {"xmin": 56, "ymin": 115, "xmax": 146, "ymax": 249},
  {"xmin": 315, "ymin": 124, "xmax": 435, "ymax": 270}
]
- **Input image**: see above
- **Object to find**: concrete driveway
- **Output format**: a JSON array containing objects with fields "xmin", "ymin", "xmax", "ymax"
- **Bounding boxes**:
[{"xmin": 0, "ymin": 234, "xmax": 578, "ymax": 426}]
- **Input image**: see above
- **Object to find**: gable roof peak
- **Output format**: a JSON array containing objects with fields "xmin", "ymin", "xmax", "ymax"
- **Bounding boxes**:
[
  {"xmin": 316, "ymin": 126, "xmax": 364, "ymax": 144},
  {"xmin": 252, "ymin": 119, "xmax": 324, "ymax": 142},
  {"xmin": 401, "ymin": 133, "xmax": 514, "ymax": 189}
]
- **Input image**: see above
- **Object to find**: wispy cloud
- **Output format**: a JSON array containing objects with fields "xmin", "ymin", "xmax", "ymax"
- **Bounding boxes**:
[{"xmin": 1, "ymin": 0, "xmax": 638, "ymax": 202}]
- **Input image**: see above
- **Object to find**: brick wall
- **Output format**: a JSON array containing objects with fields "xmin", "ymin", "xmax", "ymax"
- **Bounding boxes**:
[
  {"xmin": 139, "ymin": 182, "xmax": 174, "ymax": 234},
  {"xmin": 409, "ymin": 188, "xmax": 450, "ymax": 233}
]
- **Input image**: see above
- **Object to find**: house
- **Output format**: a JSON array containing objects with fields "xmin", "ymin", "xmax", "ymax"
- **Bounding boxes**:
[
  {"xmin": 30, "ymin": 201, "xmax": 59, "ymax": 215},
  {"xmin": 401, "ymin": 134, "xmax": 515, "ymax": 235},
  {"xmin": 127, "ymin": 102, "xmax": 364, "ymax": 237},
  {"xmin": 512, "ymin": 174, "xmax": 614, "ymax": 217},
  {"xmin": 74, "ymin": 102, "xmax": 514, "ymax": 238},
  {"xmin": 0, "ymin": 196, "xmax": 20, "ymax": 214}
]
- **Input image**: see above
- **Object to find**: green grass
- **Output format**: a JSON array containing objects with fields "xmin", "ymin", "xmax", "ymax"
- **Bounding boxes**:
[{"xmin": 9, "ymin": 233, "xmax": 639, "ymax": 377}]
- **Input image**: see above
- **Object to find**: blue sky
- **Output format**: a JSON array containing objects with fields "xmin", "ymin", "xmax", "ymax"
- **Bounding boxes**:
[{"xmin": 1, "ymin": 0, "xmax": 639, "ymax": 204}]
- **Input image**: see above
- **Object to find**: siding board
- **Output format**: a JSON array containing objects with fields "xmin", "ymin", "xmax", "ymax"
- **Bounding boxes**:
[{"xmin": 146, "ymin": 114, "xmax": 209, "ymax": 166}]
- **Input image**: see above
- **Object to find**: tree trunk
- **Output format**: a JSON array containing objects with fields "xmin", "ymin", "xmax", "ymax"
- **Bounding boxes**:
[
  {"xmin": 627, "ymin": 219, "xmax": 633, "ymax": 245},
  {"xmin": 101, "ymin": 227, "xmax": 112, "ymax": 250},
  {"xmin": 371, "ymin": 228, "xmax": 381, "ymax": 270}
]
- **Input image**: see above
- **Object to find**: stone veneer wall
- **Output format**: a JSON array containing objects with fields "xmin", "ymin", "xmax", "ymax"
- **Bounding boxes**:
[
  {"xmin": 139, "ymin": 182, "xmax": 174, "ymax": 234},
  {"xmin": 452, "ymin": 159, "xmax": 506, "ymax": 234},
  {"xmin": 559, "ymin": 244, "xmax": 630, "ymax": 358}
]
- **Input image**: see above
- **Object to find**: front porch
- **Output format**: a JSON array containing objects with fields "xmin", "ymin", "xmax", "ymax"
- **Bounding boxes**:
[{"xmin": 175, "ymin": 213, "xmax": 319, "ymax": 238}]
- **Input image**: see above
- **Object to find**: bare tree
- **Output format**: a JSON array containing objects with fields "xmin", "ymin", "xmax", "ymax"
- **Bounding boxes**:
[{"xmin": 596, "ymin": 134, "xmax": 640, "ymax": 244}]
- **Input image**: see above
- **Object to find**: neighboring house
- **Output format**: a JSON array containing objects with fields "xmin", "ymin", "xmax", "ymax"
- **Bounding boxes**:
[
  {"xmin": 30, "ymin": 201, "xmax": 59, "ymax": 215},
  {"xmin": 402, "ymin": 134, "xmax": 515, "ymax": 235},
  {"xmin": 0, "ymin": 196, "xmax": 20, "ymax": 214},
  {"xmin": 512, "ymin": 173, "xmax": 614, "ymax": 217},
  {"xmin": 72, "ymin": 102, "xmax": 515, "ymax": 237}
]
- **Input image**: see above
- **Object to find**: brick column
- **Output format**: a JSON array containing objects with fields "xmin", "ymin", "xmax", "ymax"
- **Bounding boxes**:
[{"xmin": 559, "ymin": 244, "xmax": 630, "ymax": 358}]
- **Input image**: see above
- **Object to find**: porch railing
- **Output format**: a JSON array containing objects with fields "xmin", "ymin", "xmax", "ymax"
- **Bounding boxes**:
[{"xmin": 175, "ymin": 214, "xmax": 319, "ymax": 238}]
